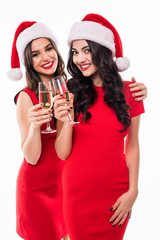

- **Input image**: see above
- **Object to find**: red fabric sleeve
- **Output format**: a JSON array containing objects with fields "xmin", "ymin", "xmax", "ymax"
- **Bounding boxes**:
[{"xmin": 123, "ymin": 81, "xmax": 145, "ymax": 118}]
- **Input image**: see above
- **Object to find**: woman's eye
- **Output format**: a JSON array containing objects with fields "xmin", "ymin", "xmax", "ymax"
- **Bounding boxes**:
[
  {"xmin": 72, "ymin": 51, "xmax": 78, "ymax": 55},
  {"xmin": 32, "ymin": 53, "xmax": 39, "ymax": 58},
  {"xmin": 85, "ymin": 49, "xmax": 90, "ymax": 53},
  {"xmin": 46, "ymin": 47, "xmax": 53, "ymax": 51}
]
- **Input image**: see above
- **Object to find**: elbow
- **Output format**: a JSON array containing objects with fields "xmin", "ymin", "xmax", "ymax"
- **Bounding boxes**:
[
  {"xmin": 57, "ymin": 153, "xmax": 69, "ymax": 161},
  {"xmin": 25, "ymin": 154, "xmax": 40, "ymax": 165},
  {"xmin": 23, "ymin": 148, "xmax": 41, "ymax": 165},
  {"xmin": 55, "ymin": 143, "xmax": 71, "ymax": 161},
  {"xmin": 56, "ymin": 150, "xmax": 70, "ymax": 161},
  {"xmin": 22, "ymin": 146, "xmax": 41, "ymax": 165}
]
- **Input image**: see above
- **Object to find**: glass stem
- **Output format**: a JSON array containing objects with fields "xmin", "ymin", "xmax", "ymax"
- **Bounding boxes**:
[
  {"xmin": 68, "ymin": 113, "xmax": 73, "ymax": 123},
  {"xmin": 46, "ymin": 122, "xmax": 51, "ymax": 130}
]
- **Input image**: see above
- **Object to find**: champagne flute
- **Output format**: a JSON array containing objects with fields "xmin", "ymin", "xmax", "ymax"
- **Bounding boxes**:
[
  {"xmin": 52, "ymin": 76, "xmax": 80, "ymax": 127},
  {"xmin": 38, "ymin": 81, "xmax": 56, "ymax": 134}
]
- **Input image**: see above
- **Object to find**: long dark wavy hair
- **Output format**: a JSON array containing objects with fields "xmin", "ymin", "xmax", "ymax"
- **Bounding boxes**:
[
  {"xmin": 67, "ymin": 40, "xmax": 131, "ymax": 131},
  {"xmin": 24, "ymin": 38, "xmax": 67, "ymax": 97}
]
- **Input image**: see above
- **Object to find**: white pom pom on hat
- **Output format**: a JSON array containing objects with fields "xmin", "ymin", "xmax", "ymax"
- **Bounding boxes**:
[
  {"xmin": 7, "ymin": 21, "xmax": 59, "ymax": 81},
  {"xmin": 7, "ymin": 68, "xmax": 23, "ymax": 81},
  {"xmin": 67, "ymin": 13, "xmax": 130, "ymax": 72}
]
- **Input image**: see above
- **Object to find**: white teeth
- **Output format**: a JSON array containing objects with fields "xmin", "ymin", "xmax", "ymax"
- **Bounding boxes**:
[
  {"xmin": 43, "ymin": 62, "xmax": 52, "ymax": 67},
  {"xmin": 81, "ymin": 64, "xmax": 90, "ymax": 69}
]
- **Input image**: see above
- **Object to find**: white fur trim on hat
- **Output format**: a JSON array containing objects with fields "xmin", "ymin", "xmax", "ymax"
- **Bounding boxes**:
[
  {"xmin": 67, "ymin": 21, "xmax": 116, "ymax": 56},
  {"xmin": 114, "ymin": 57, "xmax": 130, "ymax": 72},
  {"xmin": 7, "ymin": 68, "xmax": 23, "ymax": 81},
  {"xmin": 17, "ymin": 23, "xmax": 59, "ymax": 64}
]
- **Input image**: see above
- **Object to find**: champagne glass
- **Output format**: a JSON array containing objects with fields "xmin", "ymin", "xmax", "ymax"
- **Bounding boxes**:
[
  {"xmin": 52, "ymin": 76, "xmax": 80, "ymax": 127},
  {"xmin": 38, "ymin": 81, "xmax": 56, "ymax": 134}
]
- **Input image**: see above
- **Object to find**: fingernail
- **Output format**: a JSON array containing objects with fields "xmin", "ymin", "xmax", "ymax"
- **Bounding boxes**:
[
  {"xmin": 119, "ymin": 224, "xmax": 122, "ymax": 227},
  {"xmin": 60, "ymin": 94, "xmax": 63, "ymax": 97},
  {"xmin": 48, "ymin": 109, "xmax": 52, "ymax": 112},
  {"xmin": 50, "ymin": 114, "xmax": 53, "ymax": 117},
  {"xmin": 113, "ymin": 224, "xmax": 116, "ymax": 227},
  {"xmin": 132, "ymin": 93, "xmax": 135, "ymax": 97},
  {"xmin": 130, "ymin": 89, "xmax": 133, "ymax": 92},
  {"xmin": 66, "ymin": 99, "xmax": 70, "ymax": 102},
  {"xmin": 49, "ymin": 118, "xmax": 52, "ymax": 121},
  {"xmin": 110, "ymin": 207, "xmax": 114, "ymax": 211},
  {"xmin": 70, "ymin": 107, "xmax": 73, "ymax": 109},
  {"xmin": 68, "ymin": 110, "xmax": 70, "ymax": 112},
  {"xmin": 40, "ymin": 103, "xmax": 43, "ymax": 106}
]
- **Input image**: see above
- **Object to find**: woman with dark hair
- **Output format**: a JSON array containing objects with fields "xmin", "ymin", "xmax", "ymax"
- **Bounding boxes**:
[
  {"xmin": 8, "ymin": 22, "xmax": 68, "ymax": 240},
  {"xmin": 53, "ymin": 14, "xmax": 145, "ymax": 240}
]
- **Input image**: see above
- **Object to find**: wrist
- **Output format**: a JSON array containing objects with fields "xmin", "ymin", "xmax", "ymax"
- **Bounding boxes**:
[
  {"xmin": 30, "ymin": 123, "xmax": 41, "ymax": 131},
  {"xmin": 128, "ymin": 188, "xmax": 139, "ymax": 197}
]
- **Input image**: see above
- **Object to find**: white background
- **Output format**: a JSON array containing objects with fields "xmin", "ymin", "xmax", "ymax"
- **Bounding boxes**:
[{"xmin": 0, "ymin": 0, "xmax": 160, "ymax": 239}]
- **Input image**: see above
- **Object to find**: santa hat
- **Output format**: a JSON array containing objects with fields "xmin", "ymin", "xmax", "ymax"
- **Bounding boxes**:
[
  {"xmin": 67, "ymin": 13, "xmax": 130, "ymax": 72},
  {"xmin": 7, "ymin": 21, "xmax": 59, "ymax": 81}
]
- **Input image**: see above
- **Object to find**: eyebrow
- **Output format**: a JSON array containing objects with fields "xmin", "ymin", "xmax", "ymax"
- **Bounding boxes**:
[
  {"xmin": 72, "ymin": 45, "xmax": 89, "ymax": 51},
  {"xmin": 31, "ymin": 44, "xmax": 53, "ymax": 54}
]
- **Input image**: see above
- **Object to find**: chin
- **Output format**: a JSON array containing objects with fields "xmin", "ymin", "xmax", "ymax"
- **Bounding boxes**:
[{"xmin": 82, "ymin": 72, "xmax": 92, "ymax": 77}]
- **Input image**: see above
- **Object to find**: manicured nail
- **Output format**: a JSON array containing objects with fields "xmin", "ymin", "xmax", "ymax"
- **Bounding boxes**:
[
  {"xmin": 40, "ymin": 103, "xmax": 43, "ymax": 106},
  {"xmin": 50, "ymin": 114, "xmax": 53, "ymax": 117},
  {"xmin": 130, "ymin": 89, "xmax": 133, "ymax": 92},
  {"xmin": 119, "ymin": 224, "xmax": 122, "ymax": 227},
  {"xmin": 70, "ymin": 106, "xmax": 73, "ymax": 109},
  {"xmin": 68, "ymin": 110, "xmax": 70, "ymax": 112},
  {"xmin": 60, "ymin": 94, "xmax": 63, "ymax": 97},
  {"xmin": 132, "ymin": 93, "xmax": 135, "ymax": 97},
  {"xmin": 110, "ymin": 207, "xmax": 114, "ymax": 211},
  {"xmin": 48, "ymin": 109, "xmax": 52, "ymax": 112},
  {"xmin": 113, "ymin": 224, "xmax": 116, "ymax": 227}
]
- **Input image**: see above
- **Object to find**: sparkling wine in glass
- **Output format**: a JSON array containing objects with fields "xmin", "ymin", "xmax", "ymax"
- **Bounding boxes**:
[
  {"xmin": 52, "ymin": 76, "xmax": 80, "ymax": 127},
  {"xmin": 39, "ymin": 81, "xmax": 56, "ymax": 134}
]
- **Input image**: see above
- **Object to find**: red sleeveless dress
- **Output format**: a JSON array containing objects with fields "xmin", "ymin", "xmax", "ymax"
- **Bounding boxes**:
[
  {"xmin": 15, "ymin": 87, "xmax": 67, "ymax": 240},
  {"xmin": 62, "ymin": 81, "xmax": 145, "ymax": 240}
]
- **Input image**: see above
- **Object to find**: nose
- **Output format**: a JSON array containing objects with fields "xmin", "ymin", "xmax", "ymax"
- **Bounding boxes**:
[
  {"xmin": 78, "ymin": 52, "xmax": 86, "ymax": 63},
  {"xmin": 41, "ymin": 51, "xmax": 50, "ymax": 61}
]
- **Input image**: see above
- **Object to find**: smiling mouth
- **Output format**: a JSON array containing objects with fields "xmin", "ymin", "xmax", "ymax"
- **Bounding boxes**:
[
  {"xmin": 41, "ymin": 61, "xmax": 54, "ymax": 69},
  {"xmin": 80, "ymin": 64, "xmax": 91, "ymax": 71}
]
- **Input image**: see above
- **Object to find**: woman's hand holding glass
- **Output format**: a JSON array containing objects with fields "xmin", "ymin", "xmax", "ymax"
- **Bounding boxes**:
[
  {"xmin": 28, "ymin": 103, "xmax": 53, "ymax": 129},
  {"xmin": 52, "ymin": 76, "xmax": 79, "ymax": 127},
  {"xmin": 53, "ymin": 93, "xmax": 75, "ymax": 125}
]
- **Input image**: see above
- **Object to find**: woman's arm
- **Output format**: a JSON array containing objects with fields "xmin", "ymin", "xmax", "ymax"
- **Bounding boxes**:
[
  {"xmin": 53, "ymin": 94, "xmax": 74, "ymax": 160},
  {"xmin": 125, "ymin": 115, "xmax": 141, "ymax": 194},
  {"xmin": 55, "ymin": 120, "xmax": 73, "ymax": 160},
  {"xmin": 16, "ymin": 91, "xmax": 52, "ymax": 165},
  {"xmin": 109, "ymin": 115, "xmax": 141, "ymax": 226}
]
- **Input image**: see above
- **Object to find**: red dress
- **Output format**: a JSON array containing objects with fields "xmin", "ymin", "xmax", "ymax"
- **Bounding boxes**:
[
  {"xmin": 15, "ymin": 87, "xmax": 67, "ymax": 240},
  {"xmin": 62, "ymin": 81, "xmax": 145, "ymax": 240}
]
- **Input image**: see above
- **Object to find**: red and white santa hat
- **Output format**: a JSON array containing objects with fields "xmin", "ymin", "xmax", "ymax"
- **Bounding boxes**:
[
  {"xmin": 67, "ymin": 13, "xmax": 130, "ymax": 72},
  {"xmin": 7, "ymin": 21, "xmax": 59, "ymax": 81}
]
